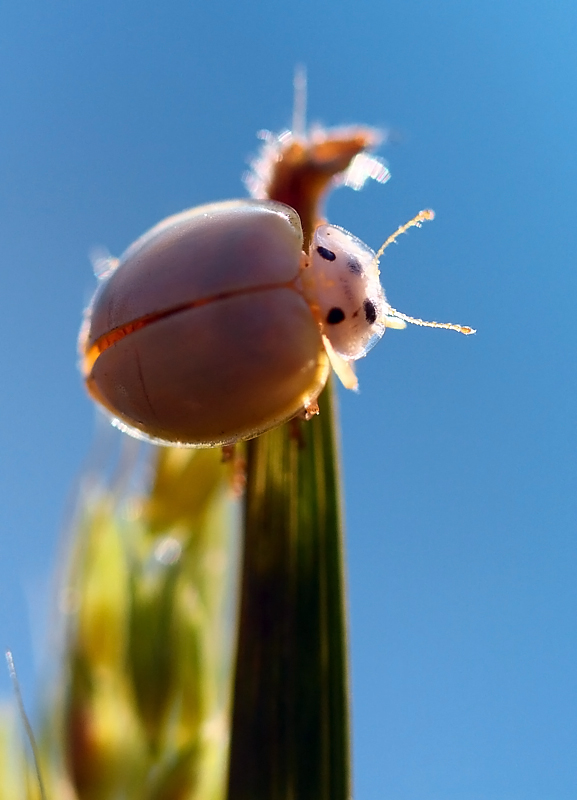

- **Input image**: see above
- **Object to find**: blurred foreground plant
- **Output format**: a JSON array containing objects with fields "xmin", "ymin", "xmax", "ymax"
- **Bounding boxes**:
[
  {"xmin": 2, "ymin": 110, "xmax": 388, "ymax": 800},
  {"xmin": 60, "ymin": 445, "xmax": 240, "ymax": 800}
]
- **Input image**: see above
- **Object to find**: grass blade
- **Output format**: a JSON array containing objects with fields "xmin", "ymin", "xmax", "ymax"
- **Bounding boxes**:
[{"xmin": 227, "ymin": 383, "xmax": 349, "ymax": 800}]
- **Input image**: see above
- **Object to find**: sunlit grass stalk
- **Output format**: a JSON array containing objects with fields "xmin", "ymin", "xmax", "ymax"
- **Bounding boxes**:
[{"xmin": 227, "ymin": 382, "xmax": 350, "ymax": 800}]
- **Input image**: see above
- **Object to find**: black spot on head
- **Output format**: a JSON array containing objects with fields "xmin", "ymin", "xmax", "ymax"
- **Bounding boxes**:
[
  {"xmin": 347, "ymin": 258, "xmax": 362, "ymax": 275},
  {"xmin": 317, "ymin": 245, "xmax": 337, "ymax": 262},
  {"xmin": 326, "ymin": 307, "xmax": 346, "ymax": 325},
  {"xmin": 363, "ymin": 299, "xmax": 377, "ymax": 325}
]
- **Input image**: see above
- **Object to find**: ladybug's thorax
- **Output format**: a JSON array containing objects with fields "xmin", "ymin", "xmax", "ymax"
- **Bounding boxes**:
[{"xmin": 305, "ymin": 223, "xmax": 386, "ymax": 361}]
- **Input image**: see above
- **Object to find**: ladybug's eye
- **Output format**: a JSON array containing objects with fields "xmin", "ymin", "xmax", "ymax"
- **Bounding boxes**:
[
  {"xmin": 326, "ymin": 307, "xmax": 346, "ymax": 325},
  {"xmin": 363, "ymin": 299, "xmax": 377, "ymax": 325},
  {"xmin": 316, "ymin": 245, "xmax": 337, "ymax": 262}
]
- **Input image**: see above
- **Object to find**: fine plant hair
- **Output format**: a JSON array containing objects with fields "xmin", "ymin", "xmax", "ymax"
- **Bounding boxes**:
[{"xmin": 5, "ymin": 651, "xmax": 47, "ymax": 800}]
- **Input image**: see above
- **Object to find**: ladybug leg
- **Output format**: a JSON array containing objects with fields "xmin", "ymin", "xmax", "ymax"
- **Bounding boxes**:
[
  {"xmin": 221, "ymin": 444, "xmax": 247, "ymax": 496},
  {"xmin": 289, "ymin": 399, "xmax": 319, "ymax": 449},
  {"xmin": 221, "ymin": 444, "xmax": 235, "ymax": 463},
  {"xmin": 322, "ymin": 335, "xmax": 358, "ymax": 391},
  {"xmin": 289, "ymin": 417, "xmax": 306, "ymax": 449},
  {"xmin": 303, "ymin": 399, "xmax": 319, "ymax": 420},
  {"xmin": 231, "ymin": 453, "xmax": 247, "ymax": 497}
]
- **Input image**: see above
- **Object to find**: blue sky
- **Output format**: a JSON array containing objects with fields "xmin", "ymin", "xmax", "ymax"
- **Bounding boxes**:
[{"xmin": 1, "ymin": 1, "xmax": 577, "ymax": 797}]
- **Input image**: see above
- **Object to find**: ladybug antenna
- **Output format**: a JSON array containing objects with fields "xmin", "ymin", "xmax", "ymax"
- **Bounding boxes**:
[
  {"xmin": 374, "ymin": 209, "xmax": 475, "ymax": 335},
  {"xmin": 372, "ymin": 209, "xmax": 435, "ymax": 272},
  {"xmin": 384, "ymin": 308, "xmax": 475, "ymax": 335},
  {"xmin": 292, "ymin": 64, "xmax": 308, "ymax": 140}
]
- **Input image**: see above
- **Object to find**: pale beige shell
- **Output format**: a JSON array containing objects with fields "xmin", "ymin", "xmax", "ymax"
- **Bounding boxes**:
[{"xmin": 81, "ymin": 200, "xmax": 329, "ymax": 447}]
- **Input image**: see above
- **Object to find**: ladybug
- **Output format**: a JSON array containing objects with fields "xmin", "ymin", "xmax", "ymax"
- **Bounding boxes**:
[{"xmin": 79, "ymin": 199, "xmax": 473, "ymax": 447}]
